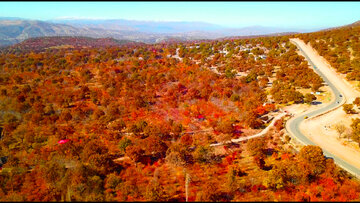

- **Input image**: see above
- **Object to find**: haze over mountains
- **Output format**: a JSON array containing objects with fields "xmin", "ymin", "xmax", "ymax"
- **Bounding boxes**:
[{"xmin": 0, "ymin": 17, "xmax": 324, "ymax": 46}]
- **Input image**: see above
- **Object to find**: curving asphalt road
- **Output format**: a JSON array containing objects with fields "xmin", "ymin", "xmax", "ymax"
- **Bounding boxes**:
[{"xmin": 287, "ymin": 39, "xmax": 360, "ymax": 178}]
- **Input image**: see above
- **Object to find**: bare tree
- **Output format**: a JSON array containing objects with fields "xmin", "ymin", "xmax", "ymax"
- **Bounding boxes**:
[
  {"xmin": 334, "ymin": 123, "xmax": 346, "ymax": 139},
  {"xmin": 344, "ymin": 128, "xmax": 352, "ymax": 142}
]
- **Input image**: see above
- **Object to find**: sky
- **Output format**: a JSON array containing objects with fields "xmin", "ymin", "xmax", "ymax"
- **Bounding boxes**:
[{"xmin": 1, "ymin": 1, "xmax": 360, "ymax": 29}]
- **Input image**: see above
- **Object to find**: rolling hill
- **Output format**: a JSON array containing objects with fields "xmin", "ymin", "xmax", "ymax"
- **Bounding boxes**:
[
  {"xmin": 1, "ymin": 36, "xmax": 144, "ymax": 52},
  {"xmin": 0, "ymin": 18, "xmax": 312, "ymax": 46}
]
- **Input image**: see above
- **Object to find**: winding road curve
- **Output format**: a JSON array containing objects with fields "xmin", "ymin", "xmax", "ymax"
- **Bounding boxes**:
[{"xmin": 287, "ymin": 38, "xmax": 360, "ymax": 178}]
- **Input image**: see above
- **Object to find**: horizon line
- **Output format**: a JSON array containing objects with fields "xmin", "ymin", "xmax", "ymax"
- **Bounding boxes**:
[{"xmin": 0, "ymin": 16, "xmax": 328, "ymax": 31}]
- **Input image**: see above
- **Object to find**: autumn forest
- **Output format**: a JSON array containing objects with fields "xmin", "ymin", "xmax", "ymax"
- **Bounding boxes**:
[{"xmin": 1, "ymin": 21, "xmax": 360, "ymax": 202}]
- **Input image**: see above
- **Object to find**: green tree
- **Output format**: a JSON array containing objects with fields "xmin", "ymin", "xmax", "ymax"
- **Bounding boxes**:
[
  {"xmin": 165, "ymin": 142, "xmax": 193, "ymax": 167},
  {"xmin": 216, "ymin": 118, "xmax": 234, "ymax": 134},
  {"xmin": 304, "ymin": 93, "xmax": 317, "ymax": 104},
  {"xmin": 350, "ymin": 118, "xmax": 360, "ymax": 146},
  {"xmin": 59, "ymin": 110, "xmax": 72, "ymax": 122},
  {"xmin": 246, "ymin": 137, "xmax": 266, "ymax": 158},
  {"xmin": 145, "ymin": 178, "xmax": 167, "ymax": 201},
  {"xmin": 225, "ymin": 164, "xmax": 246, "ymax": 193},
  {"xmin": 225, "ymin": 68, "xmax": 236, "ymax": 78},
  {"xmin": 125, "ymin": 145, "xmax": 144, "ymax": 163},
  {"xmin": 263, "ymin": 159, "xmax": 305, "ymax": 190},
  {"xmin": 353, "ymin": 97, "xmax": 360, "ymax": 107},
  {"xmin": 299, "ymin": 145, "xmax": 326, "ymax": 177},
  {"xmin": 343, "ymin": 104, "xmax": 355, "ymax": 114},
  {"xmin": 245, "ymin": 71, "xmax": 258, "ymax": 83},
  {"xmin": 195, "ymin": 179, "xmax": 222, "ymax": 201},
  {"xmin": 193, "ymin": 145, "xmax": 215, "ymax": 164},
  {"xmin": 118, "ymin": 137, "xmax": 132, "ymax": 154}
]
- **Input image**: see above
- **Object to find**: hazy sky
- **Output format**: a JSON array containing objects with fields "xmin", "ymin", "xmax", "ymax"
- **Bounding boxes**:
[{"xmin": 1, "ymin": 1, "xmax": 360, "ymax": 29}]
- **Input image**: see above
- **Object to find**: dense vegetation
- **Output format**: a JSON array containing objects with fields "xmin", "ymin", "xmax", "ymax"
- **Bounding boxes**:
[
  {"xmin": 1, "ymin": 36, "xmax": 144, "ymax": 52},
  {"xmin": 0, "ymin": 34, "xmax": 359, "ymax": 201},
  {"xmin": 298, "ymin": 23, "xmax": 360, "ymax": 80}
]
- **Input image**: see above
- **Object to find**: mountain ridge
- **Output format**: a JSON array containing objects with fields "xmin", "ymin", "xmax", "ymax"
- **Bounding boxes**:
[{"xmin": 0, "ymin": 17, "xmax": 348, "ymax": 46}]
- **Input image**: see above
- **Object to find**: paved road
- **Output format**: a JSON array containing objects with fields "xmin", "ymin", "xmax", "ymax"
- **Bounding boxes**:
[{"xmin": 287, "ymin": 39, "xmax": 360, "ymax": 178}]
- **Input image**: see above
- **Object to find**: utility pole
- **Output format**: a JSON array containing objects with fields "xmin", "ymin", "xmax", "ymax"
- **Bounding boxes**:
[{"xmin": 185, "ymin": 172, "xmax": 191, "ymax": 202}]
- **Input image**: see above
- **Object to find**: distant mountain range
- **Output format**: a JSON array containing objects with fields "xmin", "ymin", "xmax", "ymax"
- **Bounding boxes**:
[
  {"xmin": 0, "ymin": 18, "xmax": 147, "ymax": 46},
  {"xmin": 48, "ymin": 18, "xmax": 225, "ymax": 33},
  {"xmin": 0, "ymin": 17, "xmax": 325, "ymax": 47}
]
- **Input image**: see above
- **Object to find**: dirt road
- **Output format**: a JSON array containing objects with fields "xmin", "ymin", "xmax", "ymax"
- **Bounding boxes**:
[{"xmin": 210, "ymin": 111, "xmax": 287, "ymax": 147}]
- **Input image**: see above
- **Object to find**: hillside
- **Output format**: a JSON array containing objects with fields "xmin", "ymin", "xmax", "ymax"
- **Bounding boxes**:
[
  {"xmin": 1, "ymin": 36, "xmax": 144, "ymax": 52},
  {"xmin": 297, "ymin": 20, "xmax": 360, "ymax": 80},
  {"xmin": 0, "ymin": 18, "xmax": 310, "ymax": 46},
  {"xmin": 218, "ymin": 32, "xmax": 299, "ymax": 41},
  {"xmin": 53, "ymin": 19, "xmax": 304, "ymax": 39},
  {"xmin": 0, "ymin": 19, "xmax": 164, "ymax": 46},
  {"xmin": 1, "ymin": 32, "xmax": 360, "ymax": 201},
  {"xmin": 319, "ymin": 20, "xmax": 360, "ymax": 32},
  {"xmin": 49, "ymin": 18, "xmax": 224, "ymax": 33},
  {"xmin": 0, "ymin": 20, "xmax": 89, "ymax": 46}
]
